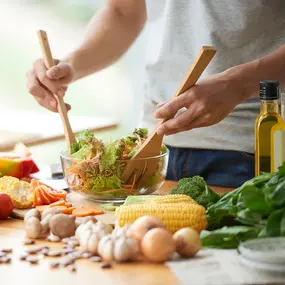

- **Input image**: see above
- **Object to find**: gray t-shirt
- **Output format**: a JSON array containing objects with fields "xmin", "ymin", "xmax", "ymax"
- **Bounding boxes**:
[{"xmin": 142, "ymin": 0, "xmax": 285, "ymax": 153}]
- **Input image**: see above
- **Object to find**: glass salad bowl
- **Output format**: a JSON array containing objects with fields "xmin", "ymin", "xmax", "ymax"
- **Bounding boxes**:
[{"xmin": 60, "ymin": 128, "xmax": 169, "ymax": 203}]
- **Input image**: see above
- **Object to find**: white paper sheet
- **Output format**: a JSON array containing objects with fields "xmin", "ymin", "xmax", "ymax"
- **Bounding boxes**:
[{"xmin": 166, "ymin": 249, "xmax": 285, "ymax": 285}]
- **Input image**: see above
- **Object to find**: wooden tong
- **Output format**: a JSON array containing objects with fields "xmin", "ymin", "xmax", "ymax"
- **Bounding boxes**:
[
  {"xmin": 37, "ymin": 30, "xmax": 76, "ymax": 153},
  {"xmin": 121, "ymin": 46, "xmax": 216, "ymax": 185}
]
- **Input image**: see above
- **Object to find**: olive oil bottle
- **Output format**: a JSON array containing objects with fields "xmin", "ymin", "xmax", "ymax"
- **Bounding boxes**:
[{"xmin": 255, "ymin": 80, "xmax": 285, "ymax": 176}]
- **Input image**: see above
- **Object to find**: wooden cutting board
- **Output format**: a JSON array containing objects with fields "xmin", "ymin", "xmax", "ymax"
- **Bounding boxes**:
[{"xmin": 11, "ymin": 191, "xmax": 117, "ymax": 225}]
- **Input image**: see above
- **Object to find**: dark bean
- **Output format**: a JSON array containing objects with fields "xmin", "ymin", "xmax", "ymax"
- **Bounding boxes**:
[
  {"xmin": 67, "ymin": 264, "xmax": 77, "ymax": 272},
  {"xmin": 89, "ymin": 256, "xmax": 102, "ymax": 263},
  {"xmin": 0, "ymin": 256, "xmax": 11, "ymax": 264},
  {"xmin": 60, "ymin": 257, "xmax": 75, "ymax": 267},
  {"xmin": 23, "ymin": 239, "xmax": 35, "ymax": 245},
  {"xmin": 49, "ymin": 261, "xmax": 60, "ymax": 269},
  {"xmin": 26, "ymin": 246, "xmax": 47, "ymax": 255},
  {"xmin": 0, "ymin": 252, "xmax": 7, "ymax": 258},
  {"xmin": 63, "ymin": 248, "xmax": 75, "ymax": 255},
  {"xmin": 101, "ymin": 262, "xmax": 112, "ymax": 269},
  {"xmin": 68, "ymin": 251, "xmax": 82, "ymax": 260},
  {"xmin": 41, "ymin": 248, "xmax": 49, "ymax": 256},
  {"xmin": 47, "ymin": 250, "xmax": 62, "ymax": 257},
  {"xmin": 19, "ymin": 254, "xmax": 28, "ymax": 261},
  {"xmin": 1, "ymin": 248, "xmax": 12, "ymax": 254},
  {"xmin": 26, "ymin": 256, "xmax": 39, "ymax": 265}
]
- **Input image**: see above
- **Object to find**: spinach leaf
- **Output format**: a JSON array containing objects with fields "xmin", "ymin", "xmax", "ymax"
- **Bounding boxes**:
[
  {"xmin": 264, "ymin": 179, "xmax": 285, "ymax": 209},
  {"xmin": 236, "ymin": 209, "xmax": 264, "ymax": 226},
  {"xmin": 237, "ymin": 185, "xmax": 271, "ymax": 214},
  {"xmin": 201, "ymin": 226, "xmax": 261, "ymax": 249},
  {"xmin": 266, "ymin": 209, "xmax": 283, "ymax": 237}
]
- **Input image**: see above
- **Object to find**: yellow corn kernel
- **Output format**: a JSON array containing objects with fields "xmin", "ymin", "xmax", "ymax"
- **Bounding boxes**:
[
  {"xmin": 147, "ymin": 194, "xmax": 197, "ymax": 204},
  {"xmin": 115, "ymin": 203, "xmax": 207, "ymax": 233}
]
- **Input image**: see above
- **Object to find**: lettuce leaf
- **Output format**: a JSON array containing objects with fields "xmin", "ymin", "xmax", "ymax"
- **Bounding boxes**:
[
  {"xmin": 100, "ymin": 144, "xmax": 118, "ymax": 170},
  {"xmin": 71, "ymin": 144, "xmax": 92, "ymax": 160},
  {"xmin": 90, "ymin": 174, "xmax": 121, "ymax": 191}
]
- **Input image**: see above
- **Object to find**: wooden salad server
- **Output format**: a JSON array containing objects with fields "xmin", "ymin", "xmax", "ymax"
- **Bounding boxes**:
[
  {"xmin": 37, "ymin": 30, "xmax": 77, "ymax": 154},
  {"xmin": 121, "ymin": 46, "xmax": 216, "ymax": 186}
]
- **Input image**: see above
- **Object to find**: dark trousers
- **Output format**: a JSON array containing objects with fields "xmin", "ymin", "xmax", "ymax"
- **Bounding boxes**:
[{"xmin": 166, "ymin": 146, "xmax": 255, "ymax": 188}]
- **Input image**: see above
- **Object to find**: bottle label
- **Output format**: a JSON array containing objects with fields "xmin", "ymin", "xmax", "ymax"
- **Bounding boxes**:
[{"xmin": 272, "ymin": 130, "xmax": 285, "ymax": 172}]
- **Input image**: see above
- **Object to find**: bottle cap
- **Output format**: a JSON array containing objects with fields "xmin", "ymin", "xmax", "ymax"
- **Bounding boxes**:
[{"xmin": 260, "ymin": 80, "xmax": 280, "ymax": 100}]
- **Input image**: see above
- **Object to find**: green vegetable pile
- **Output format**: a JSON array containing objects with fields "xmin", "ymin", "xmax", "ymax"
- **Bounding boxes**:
[
  {"xmin": 66, "ymin": 128, "xmax": 167, "ymax": 197},
  {"xmin": 170, "ymin": 163, "xmax": 285, "ymax": 249}
]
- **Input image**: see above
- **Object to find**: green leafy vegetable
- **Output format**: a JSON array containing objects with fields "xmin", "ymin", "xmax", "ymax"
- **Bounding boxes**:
[
  {"xmin": 100, "ymin": 144, "xmax": 118, "ymax": 170},
  {"xmin": 71, "ymin": 144, "xmax": 92, "ymax": 160},
  {"xmin": 170, "ymin": 176, "xmax": 220, "ymax": 208},
  {"xmin": 201, "ymin": 226, "xmax": 261, "ymax": 249},
  {"xmin": 90, "ymin": 174, "xmax": 122, "ymax": 191}
]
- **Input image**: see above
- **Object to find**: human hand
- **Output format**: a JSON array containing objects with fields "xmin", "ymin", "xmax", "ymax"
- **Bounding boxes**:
[
  {"xmin": 26, "ymin": 59, "xmax": 74, "ymax": 112},
  {"xmin": 155, "ymin": 72, "xmax": 245, "ymax": 135}
]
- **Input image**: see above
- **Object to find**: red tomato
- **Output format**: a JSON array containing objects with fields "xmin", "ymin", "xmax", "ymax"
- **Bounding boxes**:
[{"xmin": 0, "ymin": 193, "xmax": 14, "ymax": 220}]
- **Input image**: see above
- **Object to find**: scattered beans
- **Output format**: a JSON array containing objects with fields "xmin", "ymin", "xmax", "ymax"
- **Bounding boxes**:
[
  {"xmin": 89, "ymin": 256, "xmax": 102, "ymax": 263},
  {"xmin": 47, "ymin": 250, "xmax": 62, "ymax": 257},
  {"xmin": 1, "ymin": 248, "xmax": 12, "ymax": 254},
  {"xmin": 26, "ymin": 246, "xmax": 47, "ymax": 255},
  {"xmin": 47, "ymin": 235, "xmax": 61, "ymax": 243},
  {"xmin": 101, "ymin": 262, "xmax": 112, "ymax": 269},
  {"xmin": 41, "ymin": 248, "xmax": 50, "ymax": 256},
  {"xmin": 60, "ymin": 257, "xmax": 75, "ymax": 267},
  {"xmin": 23, "ymin": 239, "xmax": 35, "ymax": 245},
  {"xmin": 49, "ymin": 261, "xmax": 60, "ymax": 269},
  {"xmin": 67, "ymin": 264, "xmax": 77, "ymax": 272},
  {"xmin": 0, "ymin": 256, "xmax": 11, "ymax": 264},
  {"xmin": 63, "ymin": 248, "xmax": 75, "ymax": 255},
  {"xmin": 26, "ymin": 256, "xmax": 39, "ymax": 265},
  {"xmin": 19, "ymin": 254, "xmax": 28, "ymax": 261},
  {"xmin": 0, "ymin": 252, "xmax": 7, "ymax": 258},
  {"xmin": 68, "ymin": 251, "xmax": 82, "ymax": 260}
]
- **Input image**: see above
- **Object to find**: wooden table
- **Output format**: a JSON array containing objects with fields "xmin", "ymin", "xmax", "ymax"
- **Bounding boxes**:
[
  {"xmin": 0, "ymin": 182, "xmax": 232, "ymax": 285},
  {"xmin": 0, "ymin": 109, "xmax": 118, "ymax": 151}
]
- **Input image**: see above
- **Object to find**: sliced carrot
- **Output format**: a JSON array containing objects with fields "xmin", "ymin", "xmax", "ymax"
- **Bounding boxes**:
[
  {"xmin": 72, "ymin": 207, "xmax": 95, "ymax": 217},
  {"xmin": 62, "ymin": 207, "xmax": 76, "ymax": 214},
  {"xmin": 64, "ymin": 202, "xmax": 73, "ymax": 208},
  {"xmin": 36, "ymin": 205, "xmax": 50, "ymax": 213},
  {"xmin": 72, "ymin": 206, "xmax": 104, "ymax": 217},
  {"xmin": 33, "ymin": 187, "xmax": 44, "ymax": 207},
  {"xmin": 53, "ymin": 206, "xmax": 68, "ymax": 211},
  {"xmin": 39, "ymin": 188, "xmax": 52, "ymax": 205},
  {"xmin": 50, "ymin": 200, "xmax": 66, "ymax": 207},
  {"xmin": 41, "ymin": 188, "xmax": 59, "ymax": 203}
]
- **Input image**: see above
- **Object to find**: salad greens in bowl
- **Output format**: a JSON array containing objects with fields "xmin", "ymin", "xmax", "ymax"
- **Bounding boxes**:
[{"xmin": 60, "ymin": 128, "xmax": 168, "ymax": 202}]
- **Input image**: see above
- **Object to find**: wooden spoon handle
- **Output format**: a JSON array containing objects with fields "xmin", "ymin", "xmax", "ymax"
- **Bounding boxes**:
[
  {"xmin": 37, "ymin": 30, "xmax": 76, "ymax": 152},
  {"xmin": 173, "ymin": 46, "xmax": 216, "ymax": 98}
]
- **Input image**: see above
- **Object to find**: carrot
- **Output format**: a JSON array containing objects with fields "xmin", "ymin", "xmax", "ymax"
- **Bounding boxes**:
[
  {"xmin": 72, "ymin": 206, "xmax": 104, "ymax": 217},
  {"xmin": 50, "ymin": 200, "xmax": 66, "ymax": 207},
  {"xmin": 62, "ymin": 207, "xmax": 76, "ymax": 214},
  {"xmin": 53, "ymin": 206, "xmax": 68, "ymax": 211},
  {"xmin": 35, "ymin": 205, "xmax": 50, "ymax": 213},
  {"xmin": 64, "ymin": 202, "xmax": 73, "ymax": 208}
]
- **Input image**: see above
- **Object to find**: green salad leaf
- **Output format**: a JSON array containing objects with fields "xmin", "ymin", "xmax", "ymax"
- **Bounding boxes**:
[
  {"xmin": 90, "ymin": 174, "xmax": 122, "ymax": 191},
  {"xmin": 201, "ymin": 226, "xmax": 261, "ymax": 249}
]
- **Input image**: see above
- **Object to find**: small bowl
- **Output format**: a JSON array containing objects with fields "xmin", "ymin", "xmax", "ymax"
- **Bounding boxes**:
[{"xmin": 60, "ymin": 149, "xmax": 169, "ymax": 203}]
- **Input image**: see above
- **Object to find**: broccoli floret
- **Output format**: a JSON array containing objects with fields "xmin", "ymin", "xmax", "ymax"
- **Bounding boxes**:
[{"xmin": 170, "ymin": 176, "xmax": 220, "ymax": 208}]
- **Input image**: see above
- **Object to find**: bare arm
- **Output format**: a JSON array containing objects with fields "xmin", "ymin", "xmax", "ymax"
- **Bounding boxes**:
[
  {"xmin": 26, "ymin": 0, "xmax": 146, "ymax": 112},
  {"xmin": 65, "ymin": 0, "xmax": 147, "ymax": 80},
  {"xmin": 227, "ymin": 44, "xmax": 285, "ymax": 100},
  {"xmin": 156, "ymin": 43, "xmax": 285, "ymax": 136}
]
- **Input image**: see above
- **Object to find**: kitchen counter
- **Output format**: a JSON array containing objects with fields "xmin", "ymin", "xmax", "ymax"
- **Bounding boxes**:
[{"xmin": 0, "ymin": 181, "xmax": 232, "ymax": 285}]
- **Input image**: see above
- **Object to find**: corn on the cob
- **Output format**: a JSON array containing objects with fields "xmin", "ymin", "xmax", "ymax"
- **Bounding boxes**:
[
  {"xmin": 147, "ymin": 194, "xmax": 196, "ymax": 204},
  {"xmin": 115, "ymin": 203, "xmax": 207, "ymax": 233}
]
